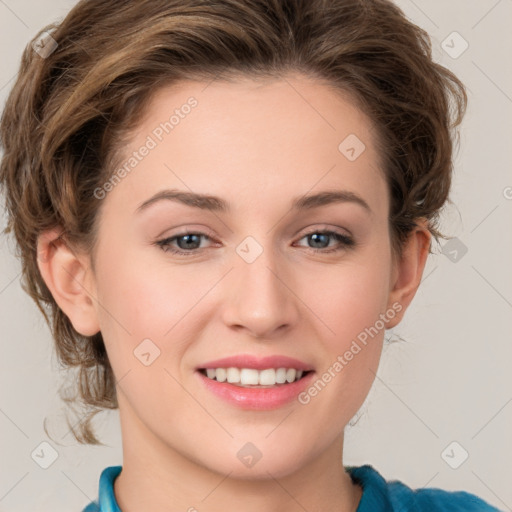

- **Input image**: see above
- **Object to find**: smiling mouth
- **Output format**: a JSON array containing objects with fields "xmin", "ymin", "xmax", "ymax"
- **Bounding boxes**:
[{"xmin": 197, "ymin": 368, "xmax": 314, "ymax": 387}]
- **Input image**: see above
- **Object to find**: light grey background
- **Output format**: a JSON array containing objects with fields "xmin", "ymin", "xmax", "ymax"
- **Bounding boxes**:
[{"xmin": 0, "ymin": 1, "xmax": 511, "ymax": 511}]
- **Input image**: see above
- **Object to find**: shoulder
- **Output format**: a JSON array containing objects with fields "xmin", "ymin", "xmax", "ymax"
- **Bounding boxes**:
[
  {"xmin": 81, "ymin": 502, "xmax": 100, "ymax": 512},
  {"xmin": 346, "ymin": 464, "xmax": 503, "ymax": 512},
  {"xmin": 81, "ymin": 465, "xmax": 123, "ymax": 512},
  {"xmin": 386, "ymin": 478, "xmax": 503, "ymax": 511}
]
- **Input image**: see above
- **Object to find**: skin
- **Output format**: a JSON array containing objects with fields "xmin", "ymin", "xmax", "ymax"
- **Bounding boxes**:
[{"xmin": 37, "ymin": 74, "xmax": 430, "ymax": 512}]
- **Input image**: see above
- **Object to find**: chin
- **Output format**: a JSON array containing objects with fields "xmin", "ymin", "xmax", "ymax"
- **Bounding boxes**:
[
  {"xmin": 217, "ymin": 457, "xmax": 304, "ymax": 481},
  {"xmin": 222, "ymin": 440, "xmax": 308, "ymax": 480}
]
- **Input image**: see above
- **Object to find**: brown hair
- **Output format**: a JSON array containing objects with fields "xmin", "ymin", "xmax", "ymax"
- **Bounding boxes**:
[{"xmin": 0, "ymin": 0, "xmax": 467, "ymax": 445}]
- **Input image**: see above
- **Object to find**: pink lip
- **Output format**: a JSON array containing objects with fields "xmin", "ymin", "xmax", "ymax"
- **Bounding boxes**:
[
  {"xmin": 197, "ymin": 354, "xmax": 314, "ymax": 371},
  {"xmin": 195, "ymin": 370, "xmax": 316, "ymax": 410}
]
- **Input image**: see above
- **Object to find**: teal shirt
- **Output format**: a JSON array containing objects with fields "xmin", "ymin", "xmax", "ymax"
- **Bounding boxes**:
[{"xmin": 82, "ymin": 464, "xmax": 504, "ymax": 511}]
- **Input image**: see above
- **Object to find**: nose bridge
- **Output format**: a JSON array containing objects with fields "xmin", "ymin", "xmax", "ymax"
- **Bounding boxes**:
[{"xmin": 223, "ymin": 234, "xmax": 299, "ymax": 336}]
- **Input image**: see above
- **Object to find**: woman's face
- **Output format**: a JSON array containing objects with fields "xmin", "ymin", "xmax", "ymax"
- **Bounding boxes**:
[{"xmin": 82, "ymin": 74, "xmax": 408, "ymax": 477}]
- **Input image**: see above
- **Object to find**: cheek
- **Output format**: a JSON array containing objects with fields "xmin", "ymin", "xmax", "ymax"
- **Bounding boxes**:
[
  {"xmin": 92, "ymin": 256, "xmax": 198, "ymax": 415},
  {"xmin": 302, "ymin": 247, "xmax": 392, "ymax": 411},
  {"xmin": 92, "ymin": 250, "xmax": 181, "ymax": 367},
  {"xmin": 311, "ymin": 259, "xmax": 391, "ymax": 345}
]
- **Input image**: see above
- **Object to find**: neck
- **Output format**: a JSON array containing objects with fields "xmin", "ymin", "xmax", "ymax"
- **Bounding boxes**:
[{"xmin": 114, "ymin": 397, "xmax": 362, "ymax": 512}]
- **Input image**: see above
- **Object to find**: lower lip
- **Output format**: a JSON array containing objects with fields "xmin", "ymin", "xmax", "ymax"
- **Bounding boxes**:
[{"xmin": 196, "ymin": 370, "xmax": 316, "ymax": 410}]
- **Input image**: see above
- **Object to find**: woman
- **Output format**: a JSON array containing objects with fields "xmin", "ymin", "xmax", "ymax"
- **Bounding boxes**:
[{"xmin": 0, "ymin": 0, "xmax": 501, "ymax": 510}]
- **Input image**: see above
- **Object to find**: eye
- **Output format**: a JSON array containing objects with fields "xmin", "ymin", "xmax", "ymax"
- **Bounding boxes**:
[
  {"xmin": 155, "ymin": 231, "xmax": 213, "ymax": 256},
  {"xmin": 154, "ymin": 228, "xmax": 356, "ymax": 257},
  {"xmin": 295, "ymin": 230, "xmax": 355, "ymax": 253}
]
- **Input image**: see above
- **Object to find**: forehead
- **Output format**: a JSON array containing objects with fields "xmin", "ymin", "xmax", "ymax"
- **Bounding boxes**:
[{"xmin": 104, "ymin": 74, "xmax": 388, "ymax": 220}]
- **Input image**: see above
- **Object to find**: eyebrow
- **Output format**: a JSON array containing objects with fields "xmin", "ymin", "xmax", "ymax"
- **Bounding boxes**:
[{"xmin": 135, "ymin": 188, "xmax": 372, "ymax": 215}]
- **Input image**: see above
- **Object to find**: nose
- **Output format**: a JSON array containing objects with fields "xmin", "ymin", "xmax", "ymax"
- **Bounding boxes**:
[{"xmin": 221, "ymin": 243, "xmax": 301, "ymax": 339}]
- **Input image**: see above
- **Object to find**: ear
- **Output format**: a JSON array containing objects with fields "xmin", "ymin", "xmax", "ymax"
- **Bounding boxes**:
[
  {"xmin": 37, "ymin": 227, "xmax": 100, "ymax": 337},
  {"xmin": 385, "ymin": 219, "xmax": 431, "ymax": 329}
]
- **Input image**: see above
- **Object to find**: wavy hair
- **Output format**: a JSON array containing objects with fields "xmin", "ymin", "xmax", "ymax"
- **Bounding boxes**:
[{"xmin": 0, "ymin": 0, "xmax": 467, "ymax": 444}]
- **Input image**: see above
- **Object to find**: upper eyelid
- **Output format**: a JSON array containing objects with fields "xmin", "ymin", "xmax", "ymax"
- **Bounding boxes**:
[{"xmin": 163, "ymin": 222, "xmax": 352, "ymax": 239}]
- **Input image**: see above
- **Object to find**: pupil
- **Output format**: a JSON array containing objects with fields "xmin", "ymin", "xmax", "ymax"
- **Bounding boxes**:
[
  {"xmin": 178, "ymin": 234, "xmax": 200, "ymax": 249},
  {"xmin": 310, "ymin": 233, "xmax": 328, "ymax": 248}
]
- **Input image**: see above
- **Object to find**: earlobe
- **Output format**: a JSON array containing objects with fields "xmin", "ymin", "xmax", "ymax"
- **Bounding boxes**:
[
  {"xmin": 37, "ymin": 228, "xmax": 100, "ymax": 337},
  {"xmin": 385, "ymin": 220, "xmax": 431, "ymax": 329}
]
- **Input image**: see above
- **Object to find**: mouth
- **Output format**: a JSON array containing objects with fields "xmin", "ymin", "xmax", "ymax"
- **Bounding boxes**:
[
  {"xmin": 195, "ymin": 367, "xmax": 317, "ymax": 410},
  {"xmin": 197, "ymin": 368, "xmax": 314, "ymax": 388}
]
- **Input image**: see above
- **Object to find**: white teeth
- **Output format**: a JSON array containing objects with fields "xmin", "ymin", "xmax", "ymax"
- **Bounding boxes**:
[
  {"xmin": 275, "ymin": 368, "xmax": 287, "ymax": 384},
  {"xmin": 286, "ymin": 368, "xmax": 297, "ymax": 383},
  {"xmin": 215, "ymin": 368, "xmax": 227, "ymax": 382},
  {"xmin": 240, "ymin": 368, "xmax": 260, "ymax": 385},
  {"xmin": 202, "ymin": 367, "xmax": 306, "ymax": 386},
  {"xmin": 226, "ymin": 367, "xmax": 240, "ymax": 383},
  {"xmin": 258, "ymin": 368, "xmax": 276, "ymax": 386}
]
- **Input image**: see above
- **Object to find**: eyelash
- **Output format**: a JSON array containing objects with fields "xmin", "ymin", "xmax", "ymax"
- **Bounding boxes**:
[{"xmin": 155, "ymin": 229, "xmax": 355, "ymax": 256}]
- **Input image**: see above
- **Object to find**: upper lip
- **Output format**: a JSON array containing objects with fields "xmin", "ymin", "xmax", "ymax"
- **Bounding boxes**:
[{"xmin": 197, "ymin": 354, "xmax": 314, "ymax": 371}]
